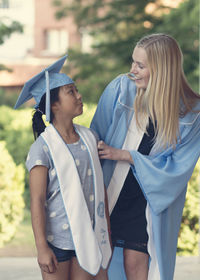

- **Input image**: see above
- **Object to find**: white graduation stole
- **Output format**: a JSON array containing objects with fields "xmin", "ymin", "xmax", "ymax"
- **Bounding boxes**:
[
  {"xmin": 41, "ymin": 124, "xmax": 111, "ymax": 275},
  {"xmin": 107, "ymin": 113, "xmax": 148, "ymax": 214}
]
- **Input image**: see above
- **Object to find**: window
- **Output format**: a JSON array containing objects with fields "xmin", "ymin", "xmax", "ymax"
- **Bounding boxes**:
[
  {"xmin": 81, "ymin": 30, "xmax": 93, "ymax": 53},
  {"xmin": 45, "ymin": 29, "xmax": 69, "ymax": 55}
]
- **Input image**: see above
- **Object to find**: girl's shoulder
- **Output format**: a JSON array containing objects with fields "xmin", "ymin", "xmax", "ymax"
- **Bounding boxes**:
[
  {"xmin": 29, "ymin": 135, "xmax": 48, "ymax": 153},
  {"xmin": 26, "ymin": 136, "xmax": 50, "ymax": 171}
]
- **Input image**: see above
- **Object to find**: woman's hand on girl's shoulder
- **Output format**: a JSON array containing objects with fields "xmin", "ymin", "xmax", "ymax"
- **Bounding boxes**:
[{"xmin": 98, "ymin": 141, "xmax": 133, "ymax": 163}]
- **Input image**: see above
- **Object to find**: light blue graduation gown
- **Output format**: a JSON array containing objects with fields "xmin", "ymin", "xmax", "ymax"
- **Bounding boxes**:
[{"xmin": 90, "ymin": 74, "xmax": 200, "ymax": 280}]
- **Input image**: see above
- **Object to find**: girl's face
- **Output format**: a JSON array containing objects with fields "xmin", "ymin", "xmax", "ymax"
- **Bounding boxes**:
[
  {"xmin": 130, "ymin": 46, "xmax": 150, "ymax": 90},
  {"xmin": 53, "ymin": 83, "xmax": 83, "ymax": 118}
]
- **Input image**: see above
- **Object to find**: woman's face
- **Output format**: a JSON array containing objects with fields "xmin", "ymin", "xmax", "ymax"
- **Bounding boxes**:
[{"xmin": 130, "ymin": 46, "xmax": 150, "ymax": 90}]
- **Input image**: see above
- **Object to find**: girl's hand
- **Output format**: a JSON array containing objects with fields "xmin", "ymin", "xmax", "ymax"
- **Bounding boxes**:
[
  {"xmin": 98, "ymin": 141, "xmax": 133, "ymax": 163},
  {"xmin": 37, "ymin": 245, "xmax": 58, "ymax": 274}
]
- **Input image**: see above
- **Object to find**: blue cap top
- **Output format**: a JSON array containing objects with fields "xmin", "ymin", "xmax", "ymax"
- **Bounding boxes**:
[{"xmin": 14, "ymin": 55, "xmax": 74, "ymax": 121}]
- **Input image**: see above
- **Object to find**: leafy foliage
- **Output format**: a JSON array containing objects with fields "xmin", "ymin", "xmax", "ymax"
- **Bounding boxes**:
[
  {"xmin": 53, "ymin": 0, "xmax": 198, "ymax": 102},
  {"xmin": 0, "ymin": 106, "xmax": 34, "ymax": 166},
  {"xmin": 0, "ymin": 106, "xmax": 34, "ymax": 208},
  {"xmin": 177, "ymin": 161, "xmax": 200, "ymax": 255},
  {"xmin": 0, "ymin": 17, "xmax": 23, "ymax": 72},
  {"xmin": 0, "ymin": 88, "xmax": 19, "ymax": 107},
  {"xmin": 53, "ymin": 0, "xmax": 161, "ymax": 102},
  {"xmin": 0, "ymin": 141, "xmax": 25, "ymax": 247},
  {"xmin": 0, "ymin": 19, "xmax": 23, "ymax": 45},
  {"xmin": 153, "ymin": 0, "xmax": 199, "ymax": 92}
]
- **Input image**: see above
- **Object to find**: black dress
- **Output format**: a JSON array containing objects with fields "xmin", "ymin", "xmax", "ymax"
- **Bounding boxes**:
[{"xmin": 110, "ymin": 119, "xmax": 155, "ymax": 254}]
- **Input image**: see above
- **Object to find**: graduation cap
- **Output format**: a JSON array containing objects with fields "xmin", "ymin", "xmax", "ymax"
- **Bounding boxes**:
[{"xmin": 14, "ymin": 54, "xmax": 74, "ymax": 122}]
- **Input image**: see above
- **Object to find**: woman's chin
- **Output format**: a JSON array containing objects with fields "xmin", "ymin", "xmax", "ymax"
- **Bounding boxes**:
[{"xmin": 135, "ymin": 81, "xmax": 147, "ymax": 90}]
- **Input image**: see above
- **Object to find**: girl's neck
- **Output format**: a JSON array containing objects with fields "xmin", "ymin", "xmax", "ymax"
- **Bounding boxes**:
[{"xmin": 53, "ymin": 118, "xmax": 79, "ymax": 144}]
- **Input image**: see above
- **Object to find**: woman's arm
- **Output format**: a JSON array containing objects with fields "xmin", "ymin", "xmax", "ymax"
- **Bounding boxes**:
[{"xmin": 29, "ymin": 165, "xmax": 58, "ymax": 273}]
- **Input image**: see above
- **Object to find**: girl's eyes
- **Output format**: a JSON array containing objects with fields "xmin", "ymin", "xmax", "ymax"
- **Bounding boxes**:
[
  {"xmin": 66, "ymin": 88, "xmax": 75, "ymax": 95},
  {"xmin": 66, "ymin": 86, "xmax": 78, "ymax": 95}
]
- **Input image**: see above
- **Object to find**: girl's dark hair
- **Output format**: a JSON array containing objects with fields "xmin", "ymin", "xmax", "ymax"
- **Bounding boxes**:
[{"xmin": 32, "ymin": 87, "xmax": 60, "ymax": 139}]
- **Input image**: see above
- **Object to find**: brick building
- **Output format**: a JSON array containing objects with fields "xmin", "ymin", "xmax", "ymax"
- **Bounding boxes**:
[
  {"xmin": 33, "ymin": 0, "xmax": 81, "ymax": 58},
  {"xmin": 0, "ymin": 0, "xmax": 83, "ymax": 95}
]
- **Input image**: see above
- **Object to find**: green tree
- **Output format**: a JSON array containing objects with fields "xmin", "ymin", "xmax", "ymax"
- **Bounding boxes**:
[
  {"xmin": 177, "ymin": 161, "xmax": 200, "ymax": 255},
  {"xmin": 53, "ymin": 0, "xmax": 198, "ymax": 102},
  {"xmin": 0, "ymin": 106, "xmax": 34, "ymax": 208},
  {"xmin": 53, "ymin": 0, "xmax": 163, "ymax": 102},
  {"xmin": 153, "ymin": 0, "xmax": 199, "ymax": 92},
  {"xmin": 0, "ymin": 18, "xmax": 23, "ymax": 71},
  {"xmin": 0, "ymin": 88, "xmax": 19, "ymax": 107},
  {"xmin": 0, "ymin": 19, "xmax": 23, "ymax": 44},
  {"xmin": 0, "ymin": 106, "xmax": 33, "ymax": 166},
  {"xmin": 0, "ymin": 141, "xmax": 25, "ymax": 247},
  {"xmin": 0, "ymin": 16, "xmax": 23, "ymax": 107}
]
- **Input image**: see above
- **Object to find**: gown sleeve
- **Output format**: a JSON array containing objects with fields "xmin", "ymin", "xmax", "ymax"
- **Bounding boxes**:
[
  {"xmin": 130, "ymin": 115, "xmax": 200, "ymax": 215},
  {"xmin": 90, "ymin": 75, "xmax": 122, "ymax": 140}
]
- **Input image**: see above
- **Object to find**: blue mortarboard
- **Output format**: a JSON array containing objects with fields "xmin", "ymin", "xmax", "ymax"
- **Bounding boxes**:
[{"xmin": 14, "ymin": 54, "xmax": 74, "ymax": 121}]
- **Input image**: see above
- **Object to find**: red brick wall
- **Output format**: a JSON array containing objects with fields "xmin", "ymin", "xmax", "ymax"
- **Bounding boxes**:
[{"xmin": 34, "ymin": 0, "xmax": 81, "ymax": 57}]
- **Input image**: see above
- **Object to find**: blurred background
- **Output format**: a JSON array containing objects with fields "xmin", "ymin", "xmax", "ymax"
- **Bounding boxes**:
[{"xmin": 0, "ymin": 0, "xmax": 199, "ymax": 260}]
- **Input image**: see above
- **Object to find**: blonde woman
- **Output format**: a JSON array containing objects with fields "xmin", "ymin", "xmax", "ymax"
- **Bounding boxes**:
[{"xmin": 91, "ymin": 34, "xmax": 200, "ymax": 280}]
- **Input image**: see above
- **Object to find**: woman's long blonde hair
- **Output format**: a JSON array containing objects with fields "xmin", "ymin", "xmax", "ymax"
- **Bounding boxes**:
[{"xmin": 133, "ymin": 33, "xmax": 200, "ymax": 149}]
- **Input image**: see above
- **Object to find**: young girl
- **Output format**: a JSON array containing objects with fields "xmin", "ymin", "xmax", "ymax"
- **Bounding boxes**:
[{"xmin": 14, "ymin": 56, "xmax": 111, "ymax": 280}]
